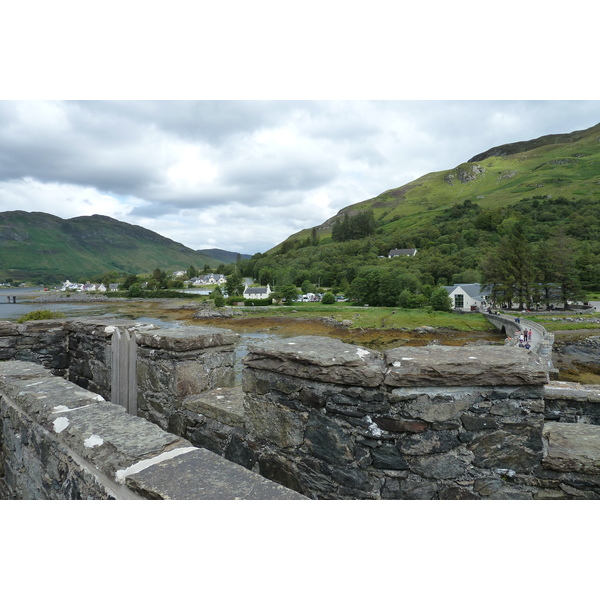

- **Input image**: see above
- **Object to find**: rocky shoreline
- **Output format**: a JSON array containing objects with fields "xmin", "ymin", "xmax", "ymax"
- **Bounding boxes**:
[{"xmin": 28, "ymin": 293, "xmax": 143, "ymax": 303}]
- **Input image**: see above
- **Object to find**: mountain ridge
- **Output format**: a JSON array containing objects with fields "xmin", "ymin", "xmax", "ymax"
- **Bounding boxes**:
[
  {"xmin": 274, "ymin": 121, "xmax": 600, "ymax": 251},
  {"xmin": 0, "ymin": 210, "xmax": 246, "ymax": 283}
]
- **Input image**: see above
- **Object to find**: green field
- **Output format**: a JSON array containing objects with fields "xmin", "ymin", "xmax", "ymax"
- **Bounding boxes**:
[{"xmin": 237, "ymin": 304, "xmax": 497, "ymax": 332}]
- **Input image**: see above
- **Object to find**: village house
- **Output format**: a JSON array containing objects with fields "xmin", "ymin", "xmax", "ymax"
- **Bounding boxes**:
[
  {"xmin": 243, "ymin": 283, "xmax": 271, "ymax": 300},
  {"xmin": 387, "ymin": 248, "xmax": 418, "ymax": 258},
  {"xmin": 443, "ymin": 283, "xmax": 489, "ymax": 311},
  {"xmin": 187, "ymin": 274, "xmax": 227, "ymax": 286}
]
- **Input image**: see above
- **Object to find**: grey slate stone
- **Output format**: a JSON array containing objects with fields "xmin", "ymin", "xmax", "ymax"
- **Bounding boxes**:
[
  {"xmin": 183, "ymin": 387, "xmax": 245, "ymax": 429},
  {"xmin": 243, "ymin": 335, "xmax": 385, "ymax": 387},
  {"xmin": 136, "ymin": 326, "xmax": 239, "ymax": 351},
  {"xmin": 385, "ymin": 346, "xmax": 549, "ymax": 387},
  {"xmin": 125, "ymin": 448, "xmax": 307, "ymax": 499},
  {"xmin": 543, "ymin": 422, "xmax": 600, "ymax": 475}
]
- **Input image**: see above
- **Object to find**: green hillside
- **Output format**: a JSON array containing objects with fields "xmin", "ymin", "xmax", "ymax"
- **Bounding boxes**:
[
  {"xmin": 0, "ymin": 211, "xmax": 229, "ymax": 284},
  {"xmin": 239, "ymin": 122, "xmax": 600, "ymax": 304},
  {"xmin": 287, "ymin": 122, "xmax": 600, "ymax": 245}
]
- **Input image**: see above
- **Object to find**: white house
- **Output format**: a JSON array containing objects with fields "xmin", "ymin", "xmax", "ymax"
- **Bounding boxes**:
[
  {"xmin": 187, "ymin": 274, "xmax": 227, "ymax": 286},
  {"xmin": 388, "ymin": 248, "xmax": 418, "ymax": 258},
  {"xmin": 443, "ymin": 283, "xmax": 489, "ymax": 311},
  {"xmin": 243, "ymin": 284, "xmax": 271, "ymax": 300}
]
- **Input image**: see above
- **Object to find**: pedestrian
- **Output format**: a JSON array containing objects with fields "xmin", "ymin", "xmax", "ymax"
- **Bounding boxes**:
[
  {"xmin": 529, "ymin": 329, "xmax": 533, "ymax": 340},
  {"xmin": 523, "ymin": 329, "xmax": 528, "ymax": 342}
]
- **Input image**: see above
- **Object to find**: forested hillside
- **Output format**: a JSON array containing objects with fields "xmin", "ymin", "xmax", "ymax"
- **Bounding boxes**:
[
  {"xmin": 0, "ymin": 211, "xmax": 233, "ymax": 283},
  {"xmin": 237, "ymin": 122, "xmax": 600, "ymax": 308}
]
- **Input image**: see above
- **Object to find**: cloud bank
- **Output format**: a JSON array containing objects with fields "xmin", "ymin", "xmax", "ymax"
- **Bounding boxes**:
[{"xmin": 1, "ymin": 100, "xmax": 598, "ymax": 254}]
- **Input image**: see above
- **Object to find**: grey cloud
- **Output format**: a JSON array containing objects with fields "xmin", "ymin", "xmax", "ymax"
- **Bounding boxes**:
[{"xmin": 68, "ymin": 100, "xmax": 311, "ymax": 144}]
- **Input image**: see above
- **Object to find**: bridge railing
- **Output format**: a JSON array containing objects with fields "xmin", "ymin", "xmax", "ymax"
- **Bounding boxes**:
[{"xmin": 482, "ymin": 310, "xmax": 555, "ymax": 374}]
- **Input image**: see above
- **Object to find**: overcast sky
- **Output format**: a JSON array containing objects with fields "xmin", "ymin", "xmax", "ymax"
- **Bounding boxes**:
[
  {"xmin": 1, "ymin": 99, "xmax": 598, "ymax": 256},
  {"xmin": 1, "ymin": 4, "xmax": 598, "ymax": 258}
]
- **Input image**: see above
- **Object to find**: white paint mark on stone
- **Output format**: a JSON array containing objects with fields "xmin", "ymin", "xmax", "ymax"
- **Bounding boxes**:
[
  {"xmin": 115, "ymin": 447, "xmax": 196, "ymax": 484},
  {"xmin": 469, "ymin": 356, "xmax": 478, "ymax": 359},
  {"xmin": 356, "ymin": 348, "xmax": 370, "ymax": 359},
  {"xmin": 287, "ymin": 342, "xmax": 296, "ymax": 345},
  {"xmin": 84, "ymin": 435, "xmax": 104, "ymax": 448},
  {"xmin": 401, "ymin": 357, "xmax": 415, "ymax": 361},
  {"xmin": 217, "ymin": 396, "xmax": 224, "ymax": 400},
  {"xmin": 393, "ymin": 361, "xmax": 402, "ymax": 367},
  {"xmin": 53, "ymin": 417, "xmax": 70, "ymax": 433}
]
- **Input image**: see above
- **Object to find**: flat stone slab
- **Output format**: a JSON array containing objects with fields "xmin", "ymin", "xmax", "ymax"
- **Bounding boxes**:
[
  {"xmin": 543, "ymin": 421, "xmax": 600, "ymax": 474},
  {"xmin": 544, "ymin": 381, "xmax": 600, "ymax": 403},
  {"xmin": 125, "ymin": 447, "xmax": 307, "ymax": 499},
  {"xmin": 243, "ymin": 335, "xmax": 385, "ymax": 387},
  {"xmin": 384, "ymin": 346, "xmax": 549, "ymax": 387},
  {"xmin": 183, "ymin": 387, "xmax": 245, "ymax": 428},
  {"xmin": 136, "ymin": 326, "xmax": 239, "ymax": 351}
]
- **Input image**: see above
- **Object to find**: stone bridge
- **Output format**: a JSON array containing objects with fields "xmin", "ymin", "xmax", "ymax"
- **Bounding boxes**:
[{"xmin": 1, "ymin": 316, "xmax": 599, "ymax": 500}]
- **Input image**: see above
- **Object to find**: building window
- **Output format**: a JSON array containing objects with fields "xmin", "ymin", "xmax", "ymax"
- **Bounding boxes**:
[{"xmin": 454, "ymin": 294, "xmax": 464, "ymax": 308}]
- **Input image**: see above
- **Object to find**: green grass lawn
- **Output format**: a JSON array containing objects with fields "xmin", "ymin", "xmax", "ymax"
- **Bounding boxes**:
[{"xmin": 238, "ymin": 304, "xmax": 496, "ymax": 332}]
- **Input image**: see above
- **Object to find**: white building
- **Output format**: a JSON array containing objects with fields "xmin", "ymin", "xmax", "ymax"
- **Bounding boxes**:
[
  {"xmin": 443, "ymin": 283, "xmax": 488, "ymax": 311},
  {"xmin": 243, "ymin": 284, "xmax": 271, "ymax": 300}
]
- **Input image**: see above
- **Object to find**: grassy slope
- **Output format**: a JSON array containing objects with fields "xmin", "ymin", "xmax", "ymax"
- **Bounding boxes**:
[
  {"xmin": 0, "ymin": 211, "xmax": 224, "ymax": 282},
  {"xmin": 282, "ymin": 122, "xmax": 600, "ymax": 247},
  {"xmin": 242, "ymin": 303, "xmax": 496, "ymax": 331}
]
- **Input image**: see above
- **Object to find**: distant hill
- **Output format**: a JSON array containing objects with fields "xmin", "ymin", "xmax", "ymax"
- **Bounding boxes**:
[
  {"xmin": 242, "ymin": 122, "xmax": 600, "ymax": 295},
  {"xmin": 197, "ymin": 248, "xmax": 252, "ymax": 263},
  {"xmin": 276, "ymin": 122, "xmax": 600, "ymax": 249},
  {"xmin": 0, "ymin": 211, "xmax": 241, "ymax": 284}
]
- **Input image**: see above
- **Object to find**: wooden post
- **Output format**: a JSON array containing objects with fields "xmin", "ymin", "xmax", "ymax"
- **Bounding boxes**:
[{"xmin": 111, "ymin": 327, "xmax": 137, "ymax": 415}]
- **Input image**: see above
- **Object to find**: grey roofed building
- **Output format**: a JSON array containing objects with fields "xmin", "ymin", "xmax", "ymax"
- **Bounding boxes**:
[
  {"xmin": 388, "ymin": 248, "xmax": 418, "ymax": 257},
  {"xmin": 243, "ymin": 284, "xmax": 271, "ymax": 300},
  {"xmin": 443, "ymin": 283, "xmax": 489, "ymax": 310}
]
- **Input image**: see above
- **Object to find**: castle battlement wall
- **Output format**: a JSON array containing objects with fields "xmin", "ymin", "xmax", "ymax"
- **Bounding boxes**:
[{"xmin": 1, "ymin": 318, "xmax": 599, "ymax": 500}]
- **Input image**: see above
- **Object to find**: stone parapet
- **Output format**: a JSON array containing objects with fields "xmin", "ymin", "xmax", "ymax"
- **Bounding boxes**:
[
  {"xmin": 0, "ymin": 361, "xmax": 304, "ymax": 500},
  {"xmin": 135, "ymin": 326, "xmax": 239, "ymax": 430},
  {"xmin": 242, "ymin": 335, "xmax": 551, "ymax": 499},
  {"xmin": 384, "ymin": 345, "xmax": 548, "ymax": 387}
]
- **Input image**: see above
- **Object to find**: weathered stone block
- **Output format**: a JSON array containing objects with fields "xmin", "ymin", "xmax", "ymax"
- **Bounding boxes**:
[
  {"xmin": 243, "ymin": 335, "xmax": 385, "ymax": 387},
  {"xmin": 543, "ymin": 422, "xmax": 600, "ymax": 475},
  {"xmin": 245, "ymin": 396, "xmax": 306, "ymax": 448},
  {"xmin": 125, "ymin": 447, "xmax": 306, "ymax": 500},
  {"xmin": 372, "ymin": 417, "xmax": 428, "ymax": 433},
  {"xmin": 385, "ymin": 346, "xmax": 549, "ymax": 387},
  {"xmin": 304, "ymin": 411, "xmax": 355, "ymax": 464},
  {"xmin": 409, "ymin": 453, "xmax": 469, "ymax": 479},
  {"xmin": 396, "ymin": 430, "xmax": 460, "ymax": 456},
  {"xmin": 469, "ymin": 424, "xmax": 543, "ymax": 472},
  {"xmin": 136, "ymin": 326, "xmax": 239, "ymax": 351},
  {"xmin": 461, "ymin": 414, "xmax": 498, "ymax": 431},
  {"xmin": 371, "ymin": 443, "xmax": 409, "ymax": 470},
  {"xmin": 183, "ymin": 388, "xmax": 245, "ymax": 429}
]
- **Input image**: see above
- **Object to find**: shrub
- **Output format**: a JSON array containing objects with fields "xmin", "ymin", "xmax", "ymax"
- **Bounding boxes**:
[
  {"xmin": 243, "ymin": 298, "xmax": 272, "ymax": 306},
  {"xmin": 321, "ymin": 292, "xmax": 336, "ymax": 304},
  {"xmin": 16, "ymin": 309, "xmax": 66, "ymax": 323},
  {"xmin": 430, "ymin": 287, "xmax": 453, "ymax": 312}
]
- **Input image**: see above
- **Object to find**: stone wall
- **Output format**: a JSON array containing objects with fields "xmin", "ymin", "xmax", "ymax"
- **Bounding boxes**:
[
  {"xmin": 2, "ymin": 318, "xmax": 599, "ymax": 500},
  {"xmin": 0, "ymin": 317, "xmax": 239, "ymax": 425},
  {"xmin": 240, "ymin": 335, "xmax": 600, "ymax": 499},
  {"xmin": 0, "ymin": 360, "xmax": 304, "ymax": 500},
  {"xmin": 134, "ymin": 326, "xmax": 239, "ymax": 430}
]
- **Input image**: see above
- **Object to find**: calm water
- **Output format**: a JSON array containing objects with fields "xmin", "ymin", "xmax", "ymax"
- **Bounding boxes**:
[{"xmin": 0, "ymin": 287, "xmax": 275, "ymax": 386}]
